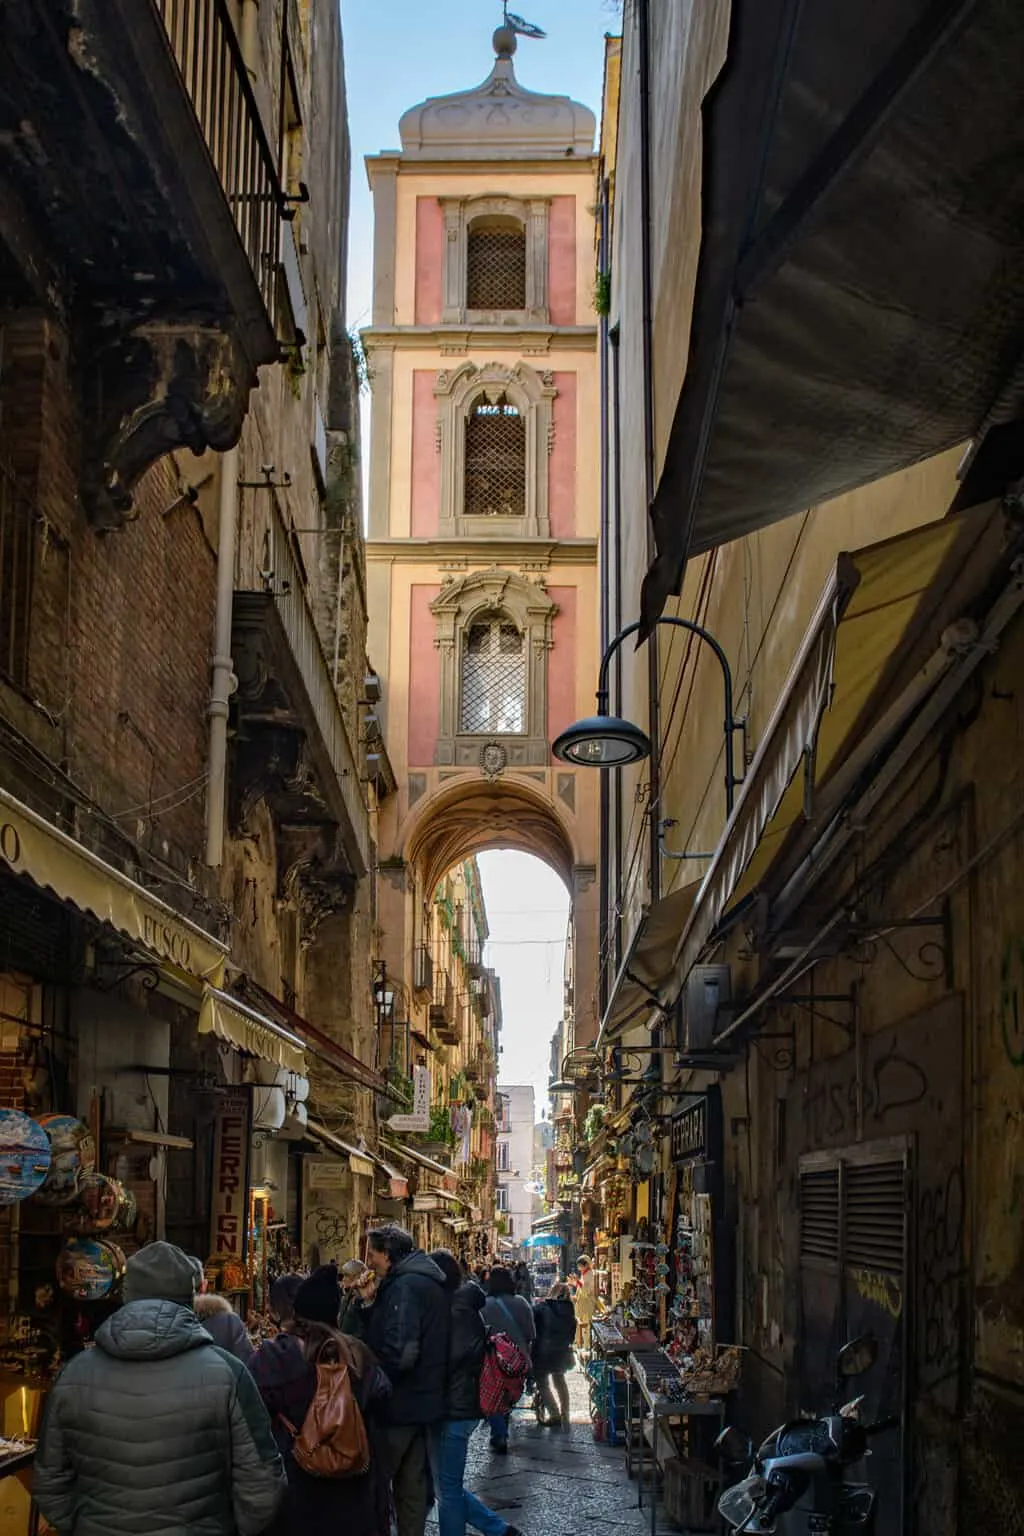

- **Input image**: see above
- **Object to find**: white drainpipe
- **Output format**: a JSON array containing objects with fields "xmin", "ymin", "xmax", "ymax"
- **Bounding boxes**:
[{"xmin": 205, "ymin": 445, "xmax": 239, "ymax": 867}]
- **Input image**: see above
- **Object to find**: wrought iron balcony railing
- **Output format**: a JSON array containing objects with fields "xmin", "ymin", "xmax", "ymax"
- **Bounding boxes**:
[{"xmin": 153, "ymin": 0, "xmax": 283, "ymax": 331}]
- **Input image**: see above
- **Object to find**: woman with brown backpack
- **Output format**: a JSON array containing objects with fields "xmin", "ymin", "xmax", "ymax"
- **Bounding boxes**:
[{"xmin": 251, "ymin": 1264, "xmax": 392, "ymax": 1536}]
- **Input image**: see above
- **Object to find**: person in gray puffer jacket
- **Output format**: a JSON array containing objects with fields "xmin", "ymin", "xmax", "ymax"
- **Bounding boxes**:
[{"xmin": 34, "ymin": 1240, "xmax": 285, "ymax": 1536}]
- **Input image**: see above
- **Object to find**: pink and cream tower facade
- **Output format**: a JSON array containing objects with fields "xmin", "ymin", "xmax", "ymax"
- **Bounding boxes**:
[{"xmin": 364, "ymin": 27, "xmax": 602, "ymax": 1056}]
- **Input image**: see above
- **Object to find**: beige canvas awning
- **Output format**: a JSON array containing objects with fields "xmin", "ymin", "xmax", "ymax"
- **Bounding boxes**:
[
  {"xmin": 307, "ymin": 1120, "xmax": 410, "ymax": 1196},
  {"xmin": 0, "ymin": 787, "xmax": 227, "ymax": 986},
  {"xmin": 597, "ymin": 880, "xmax": 702, "ymax": 1045},
  {"xmin": 199, "ymin": 986, "xmax": 306, "ymax": 1075},
  {"xmin": 668, "ymin": 507, "xmax": 998, "ymax": 1006}
]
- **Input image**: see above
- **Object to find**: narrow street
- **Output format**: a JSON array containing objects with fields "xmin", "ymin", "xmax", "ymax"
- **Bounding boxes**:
[{"xmin": 448, "ymin": 1371, "xmax": 647, "ymax": 1536}]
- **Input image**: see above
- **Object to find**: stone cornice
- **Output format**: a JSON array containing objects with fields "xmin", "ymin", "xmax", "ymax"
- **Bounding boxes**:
[
  {"xmin": 366, "ymin": 153, "xmax": 599, "ymax": 176},
  {"xmin": 365, "ymin": 538, "xmax": 598, "ymax": 566},
  {"xmin": 362, "ymin": 325, "xmax": 597, "ymax": 354}
]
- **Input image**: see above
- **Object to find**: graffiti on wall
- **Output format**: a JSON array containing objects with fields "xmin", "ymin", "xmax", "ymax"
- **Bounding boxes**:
[
  {"xmin": 801, "ymin": 1042, "xmax": 929, "ymax": 1148},
  {"xmin": 918, "ymin": 1165, "xmax": 966, "ymax": 1387},
  {"xmin": 851, "ymin": 1267, "xmax": 904, "ymax": 1321},
  {"xmin": 1000, "ymin": 938, "xmax": 1024, "ymax": 1068}
]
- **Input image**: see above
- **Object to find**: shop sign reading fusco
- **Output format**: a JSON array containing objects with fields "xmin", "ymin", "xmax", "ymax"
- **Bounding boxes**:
[
  {"xmin": 0, "ymin": 792, "xmax": 226, "ymax": 984},
  {"xmin": 0, "ymin": 817, "xmax": 23, "ymax": 867},
  {"xmin": 140, "ymin": 912, "xmax": 192, "ymax": 971}
]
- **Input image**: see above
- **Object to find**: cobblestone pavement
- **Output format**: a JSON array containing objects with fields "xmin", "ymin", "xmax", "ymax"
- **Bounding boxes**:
[{"xmin": 429, "ymin": 1363, "xmax": 649, "ymax": 1536}]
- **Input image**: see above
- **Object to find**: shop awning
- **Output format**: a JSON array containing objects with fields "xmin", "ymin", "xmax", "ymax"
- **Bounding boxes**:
[
  {"xmin": 381, "ymin": 1139, "xmax": 459, "ymax": 1190},
  {"xmin": 597, "ymin": 880, "xmax": 703, "ymax": 1046},
  {"xmin": 0, "ymin": 787, "xmax": 227, "ymax": 985},
  {"xmin": 238, "ymin": 978, "xmax": 398, "ymax": 1099},
  {"xmin": 641, "ymin": 0, "xmax": 1024, "ymax": 632},
  {"xmin": 666, "ymin": 506, "xmax": 1001, "ymax": 1008},
  {"xmin": 306, "ymin": 1119, "xmax": 409, "ymax": 1192},
  {"xmin": 200, "ymin": 986, "xmax": 306, "ymax": 1075}
]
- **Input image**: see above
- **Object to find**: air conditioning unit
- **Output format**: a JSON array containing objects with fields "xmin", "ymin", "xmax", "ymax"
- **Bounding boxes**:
[
  {"xmin": 413, "ymin": 946, "xmax": 433, "ymax": 993},
  {"xmin": 679, "ymin": 965, "xmax": 731, "ymax": 1053}
]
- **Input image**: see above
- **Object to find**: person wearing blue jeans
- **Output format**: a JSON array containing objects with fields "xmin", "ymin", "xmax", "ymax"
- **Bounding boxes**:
[
  {"xmin": 427, "ymin": 1251, "xmax": 521, "ymax": 1536},
  {"xmin": 428, "ymin": 1418, "xmax": 520, "ymax": 1536},
  {"xmin": 482, "ymin": 1268, "xmax": 536, "ymax": 1452}
]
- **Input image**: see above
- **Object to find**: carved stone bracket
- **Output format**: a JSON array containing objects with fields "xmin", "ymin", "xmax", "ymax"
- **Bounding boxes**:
[
  {"xmin": 279, "ymin": 825, "xmax": 355, "ymax": 949},
  {"xmin": 81, "ymin": 321, "xmax": 257, "ymax": 529}
]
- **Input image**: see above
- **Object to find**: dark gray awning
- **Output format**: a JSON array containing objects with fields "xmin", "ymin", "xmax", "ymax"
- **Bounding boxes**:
[{"xmin": 642, "ymin": 0, "xmax": 1024, "ymax": 632}]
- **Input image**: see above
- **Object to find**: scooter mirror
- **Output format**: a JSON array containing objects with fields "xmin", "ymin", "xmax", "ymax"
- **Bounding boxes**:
[
  {"xmin": 715, "ymin": 1425, "xmax": 754, "ymax": 1463},
  {"xmin": 838, "ymin": 1335, "xmax": 878, "ymax": 1377}
]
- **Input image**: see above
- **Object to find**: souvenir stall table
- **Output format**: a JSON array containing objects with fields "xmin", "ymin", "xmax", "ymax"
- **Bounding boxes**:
[
  {"xmin": 626, "ymin": 1345, "xmax": 740, "ymax": 1536},
  {"xmin": 588, "ymin": 1316, "xmax": 658, "ymax": 1445}
]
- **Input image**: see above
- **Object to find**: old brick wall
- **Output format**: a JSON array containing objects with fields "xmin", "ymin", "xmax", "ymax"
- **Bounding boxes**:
[{"xmin": 0, "ymin": 311, "xmax": 215, "ymax": 890}]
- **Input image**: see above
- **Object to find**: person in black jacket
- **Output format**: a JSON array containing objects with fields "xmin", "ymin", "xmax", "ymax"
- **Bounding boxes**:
[
  {"xmin": 532, "ymin": 1283, "xmax": 576, "ymax": 1427},
  {"xmin": 365, "ymin": 1224, "xmax": 451, "ymax": 1536},
  {"xmin": 426, "ymin": 1251, "xmax": 521, "ymax": 1536}
]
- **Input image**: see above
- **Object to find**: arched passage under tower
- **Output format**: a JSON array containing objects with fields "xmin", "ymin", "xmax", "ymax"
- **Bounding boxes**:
[{"xmin": 375, "ymin": 774, "xmax": 598, "ymax": 1061}]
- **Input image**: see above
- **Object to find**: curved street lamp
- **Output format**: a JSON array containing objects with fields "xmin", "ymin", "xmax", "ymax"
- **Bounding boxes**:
[{"xmin": 552, "ymin": 617, "xmax": 745, "ymax": 813}]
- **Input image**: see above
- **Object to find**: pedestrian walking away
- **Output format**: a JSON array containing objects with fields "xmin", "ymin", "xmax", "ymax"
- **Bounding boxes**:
[
  {"xmin": 483, "ymin": 1266, "xmax": 536, "ymax": 1453},
  {"xmin": 532, "ymin": 1282, "xmax": 576, "ymax": 1427},
  {"xmin": 427, "ymin": 1250, "xmax": 523, "ymax": 1536},
  {"xmin": 251, "ymin": 1263, "xmax": 392, "ymax": 1536},
  {"xmin": 195, "ymin": 1290, "xmax": 257, "ymax": 1365},
  {"xmin": 512, "ymin": 1261, "xmax": 533, "ymax": 1300},
  {"xmin": 365, "ymin": 1223, "xmax": 451, "ymax": 1536},
  {"xmin": 33, "ymin": 1240, "xmax": 285, "ymax": 1536}
]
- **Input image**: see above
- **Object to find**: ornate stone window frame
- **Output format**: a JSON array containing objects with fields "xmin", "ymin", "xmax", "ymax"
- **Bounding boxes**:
[
  {"xmin": 441, "ymin": 195, "xmax": 549, "ymax": 325},
  {"xmin": 435, "ymin": 360, "xmax": 556, "ymax": 539},
  {"xmin": 430, "ymin": 568, "xmax": 558, "ymax": 768}
]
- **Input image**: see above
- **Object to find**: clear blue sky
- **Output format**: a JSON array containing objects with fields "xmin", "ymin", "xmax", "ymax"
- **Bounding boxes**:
[
  {"xmin": 340, "ymin": 0, "xmax": 617, "ymax": 331},
  {"xmin": 339, "ymin": 3, "xmax": 613, "ymax": 1109}
]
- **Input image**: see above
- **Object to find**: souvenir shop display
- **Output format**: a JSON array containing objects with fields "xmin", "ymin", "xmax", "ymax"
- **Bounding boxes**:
[
  {"xmin": 668, "ymin": 1171, "xmax": 715, "ymax": 1351},
  {"xmin": 67, "ymin": 1173, "xmax": 135, "ymax": 1234},
  {"xmin": 35, "ymin": 1115, "xmax": 96, "ymax": 1206},
  {"xmin": 56, "ymin": 1238, "xmax": 126, "ymax": 1302},
  {"xmin": 625, "ymin": 1228, "xmax": 666, "ymax": 1322},
  {"xmin": 0, "ymin": 1110, "xmax": 51, "ymax": 1205}
]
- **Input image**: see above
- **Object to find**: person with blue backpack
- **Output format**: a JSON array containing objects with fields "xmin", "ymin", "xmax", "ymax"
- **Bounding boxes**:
[{"xmin": 482, "ymin": 1266, "xmax": 536, "ymax": 1453}]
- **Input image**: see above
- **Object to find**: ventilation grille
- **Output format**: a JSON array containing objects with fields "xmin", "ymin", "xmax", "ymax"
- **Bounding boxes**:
[
  {"xmin": 800, "ymin": 1167, "xmax": 840, "ymax": 1262},
  {"xmin": 845, "ymin": 1160, "xmax": 905, "ymax": 1273},
  {"xmin": 467, "ymin": 227, "xmax": 526, "ymax": 310},
  {"xmin": 460, "ymin": 619, "xmax": 526, "ymax": 734},
  {"xmin": 464, "ymin": 398, "xmax": 526, "ymax": 519}
]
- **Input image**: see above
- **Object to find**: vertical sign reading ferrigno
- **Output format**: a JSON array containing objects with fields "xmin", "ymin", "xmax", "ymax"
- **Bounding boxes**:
[{"xmin": 210, "ymin": 1091, "xmax": 250, "ymax": 1262}]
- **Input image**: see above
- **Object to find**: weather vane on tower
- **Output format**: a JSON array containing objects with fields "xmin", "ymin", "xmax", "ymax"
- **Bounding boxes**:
[{"xmin": 502, "ymin": 3, "xmax": 546, "ymax": 40}]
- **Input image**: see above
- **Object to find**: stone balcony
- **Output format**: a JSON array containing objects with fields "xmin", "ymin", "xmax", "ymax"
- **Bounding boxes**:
[
  {"xmin": 231, "ymin": 504, "xmax": 368, "ymax": 939},
  {"xmin": 0, "ymin": 0, "xmax": 300, "ymax": 526}
]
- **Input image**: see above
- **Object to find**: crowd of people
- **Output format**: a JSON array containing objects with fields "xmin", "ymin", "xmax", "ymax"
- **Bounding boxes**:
[{"xmin": 30, "ymin": 1228, "xmax": 597, "ymax": 1536}]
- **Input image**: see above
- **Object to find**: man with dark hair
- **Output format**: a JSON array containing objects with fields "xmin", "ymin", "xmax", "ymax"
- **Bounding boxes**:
[{"xmin": 366, "ymin": 1224, "xmax": 451, "ymax": 1536}]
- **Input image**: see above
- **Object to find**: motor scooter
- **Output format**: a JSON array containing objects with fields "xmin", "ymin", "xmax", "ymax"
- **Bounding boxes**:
[{"xmin": 714, "ymin": 1336, "xmax": 898, "ymax": 1535}]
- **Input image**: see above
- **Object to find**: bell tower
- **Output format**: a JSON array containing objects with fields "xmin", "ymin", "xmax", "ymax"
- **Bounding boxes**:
[{"xmin": 364, "ymin": 27, "xmax": 601, "ymax": 1055}]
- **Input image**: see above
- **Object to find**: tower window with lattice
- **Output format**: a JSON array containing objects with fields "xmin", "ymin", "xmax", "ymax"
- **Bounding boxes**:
[
  {"xmin": 464, "ymin": 394, "xmax": 526, "ymax": 519},
  {"xmin": 460, "ymin": 614, "xmax": 527, "ymax": 734},
  {"xmin": 466, "ymin": 217, "xmax": 527, "ymax": 310}
]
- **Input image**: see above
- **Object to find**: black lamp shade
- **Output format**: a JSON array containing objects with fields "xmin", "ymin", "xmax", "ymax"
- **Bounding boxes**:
[{"xmin": 551, "ymin": 714, "xmax": 651, "ymax": 766}]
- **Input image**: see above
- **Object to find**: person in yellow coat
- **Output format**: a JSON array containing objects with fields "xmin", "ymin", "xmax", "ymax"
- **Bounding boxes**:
[{"xmin": 570, "ymin": 1255, "xmax": 598, "ymax": 1355}]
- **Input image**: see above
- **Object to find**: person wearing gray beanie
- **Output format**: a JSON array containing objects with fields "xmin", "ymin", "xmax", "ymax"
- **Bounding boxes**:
[
  {"xmin": 122, "ymin": 1241, "xmax": 198, "ymax": 1308},
  {"xmin": 35, "ymin": 1239, "xmax": 284, "ymax": 1535}
]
